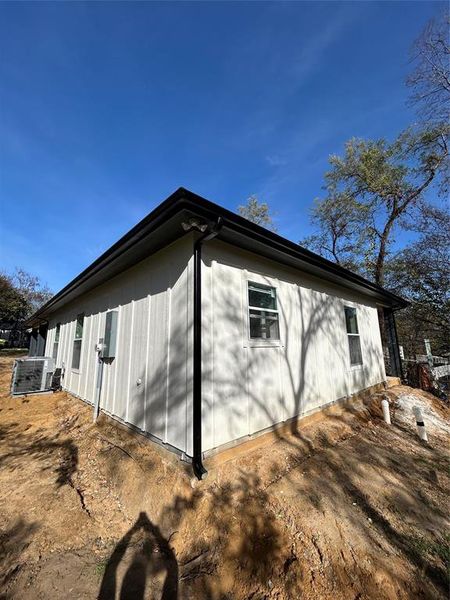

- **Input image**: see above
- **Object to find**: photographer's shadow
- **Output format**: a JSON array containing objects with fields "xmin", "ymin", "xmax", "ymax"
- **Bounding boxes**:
[{"xmin": 98, "ymin": 511, "xmax": 178, "ymax": 600}]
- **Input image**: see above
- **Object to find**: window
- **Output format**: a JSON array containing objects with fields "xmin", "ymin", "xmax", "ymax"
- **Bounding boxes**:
[
  {"xmin": 52, "ymin": 323, "xmax": 60, "ymax": 361},
  {"xmin": 344, "ymin": 306, "xmax": 363, "ymax": 366},
  {"xmin": 71, "ymin": 314, "xmax": 84, "ymax": 370},
  {"xmin": 248, "ymin": 281, "xmax": 280, "ymax": 340}
]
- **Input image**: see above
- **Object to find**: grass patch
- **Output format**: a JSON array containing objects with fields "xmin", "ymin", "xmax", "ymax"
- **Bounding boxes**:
[
  {"xmin": 408, "ymin": 532, "xmax": 450, "ymax": 568},
  {"xmin": 94, "ymin": 559, "xmax": 108, "ymax": 577}
]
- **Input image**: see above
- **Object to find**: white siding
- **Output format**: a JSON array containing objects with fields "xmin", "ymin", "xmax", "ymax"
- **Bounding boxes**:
[
  {"xmin": 201, "ymin": 240, "xmax": 386, "ymax": 453},
  {"xmin": 44, "ymin": 235, "xmax": 194, "ymax": 455},
  {"xmin": 43, "ymin": 233, "xmax": 386, "ymax": 459}
]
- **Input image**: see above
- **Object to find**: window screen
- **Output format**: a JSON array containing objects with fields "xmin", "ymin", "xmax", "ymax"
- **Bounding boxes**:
[
  {"xmin": 344, "ymin": 307, "xmax": 362, "ymax": 366},
  {"xmin": 72, "ymin": 314, "xmax": 84, "ymax": 370},
  {"xmin": 248, "ymin": 282, "xmax": 280, "ymax": 340}
]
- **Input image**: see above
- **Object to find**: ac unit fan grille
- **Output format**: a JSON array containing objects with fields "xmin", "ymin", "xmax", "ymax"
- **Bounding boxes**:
[{"xmin": 11, "ymin": 358, "xmax": 55, "ymax": 395}]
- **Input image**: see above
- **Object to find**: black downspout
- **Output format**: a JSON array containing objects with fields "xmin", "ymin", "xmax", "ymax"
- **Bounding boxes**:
[
  {"xmin": 392, "ymin": 307, "xmax": 404, "ymax": 380},
  {"xmin": 384, "ymin": 307, "xmax": 403, "ymax": 379},
  {"xmin": 192, "ymin": 218, "xmax": 222, "ymax": 480}
]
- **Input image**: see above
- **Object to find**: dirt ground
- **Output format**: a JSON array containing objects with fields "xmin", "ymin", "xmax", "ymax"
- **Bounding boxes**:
[{"xmin": 0, "ymin": 355, "xmax": 449, "ymax": 600}]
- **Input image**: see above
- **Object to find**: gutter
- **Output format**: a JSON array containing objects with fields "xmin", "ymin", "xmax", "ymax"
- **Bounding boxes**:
[
  {"xmin": 25, "ymin": 189, "xmax": 408, "ymax": 329},
  {"xmin": 192, "ymin": 217, "xmax": 223, "ymax": 480}
]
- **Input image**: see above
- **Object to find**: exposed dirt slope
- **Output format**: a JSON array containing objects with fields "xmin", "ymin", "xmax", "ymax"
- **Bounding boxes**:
[{"xmin": 0, "ymin": 355, "xmax": 448, "ymax": 599}]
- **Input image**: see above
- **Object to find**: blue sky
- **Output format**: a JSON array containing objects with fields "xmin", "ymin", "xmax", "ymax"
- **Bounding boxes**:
[{"xmin": 0, "ymin": 1, "xmax": 445, "ymax": 291}]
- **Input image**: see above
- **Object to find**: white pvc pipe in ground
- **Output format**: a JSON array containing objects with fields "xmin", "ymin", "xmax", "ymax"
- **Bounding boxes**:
[
  {"xmin": 413, "ymin": 405, "xmax": 428, "ymax": 442},
  {"xmin": 381, "ymin": 398, "xmax": 391, "ymax": 424}
]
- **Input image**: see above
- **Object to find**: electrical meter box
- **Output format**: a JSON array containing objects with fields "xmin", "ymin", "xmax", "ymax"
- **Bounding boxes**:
[{"xmin": 103, "ymin": 311, "xmax": 118, "ymax": 358}]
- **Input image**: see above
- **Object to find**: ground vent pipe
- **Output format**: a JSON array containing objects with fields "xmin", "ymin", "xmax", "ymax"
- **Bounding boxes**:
[
  {"xmin": 413, "ymin": 405, "xmax": 428, "ymax": 442},
  {"xmin": 381, "ymin": 397, "xmax": 391, "ymax": 424}
]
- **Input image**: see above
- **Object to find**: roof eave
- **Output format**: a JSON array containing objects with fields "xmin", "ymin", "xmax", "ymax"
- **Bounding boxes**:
[{"xmin": 25, "ymin": 187, "xmax": 408, "ymax": 326}]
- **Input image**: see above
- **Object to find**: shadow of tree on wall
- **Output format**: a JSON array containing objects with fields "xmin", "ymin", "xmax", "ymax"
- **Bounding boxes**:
[
  {"xmin": 4, "ymin": 245, "xmax": 444, "ymax": 598},
  {"xmin": 92, "ymin": 252, "xmax": 449, "ymax": 599},
  {"xmin": 116, "ymin": 252, "xmax": 448, "ymax": 596},
  {"xmin": 202, "ymin": 260, "xmax": 383, "ymax": 450},
  {"xmin": 2, "ymin": 229, "xmax": 448, "ymax": 600}
]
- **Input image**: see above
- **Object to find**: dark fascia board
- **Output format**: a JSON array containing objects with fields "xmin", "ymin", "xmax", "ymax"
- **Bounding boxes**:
[
  {"xmin": 26, "ymin": 187, "xmax": 407, "ymax": 326},
  {"xmin": 178, "ymin": 189, "xmax": 408, "ymax": 309}
]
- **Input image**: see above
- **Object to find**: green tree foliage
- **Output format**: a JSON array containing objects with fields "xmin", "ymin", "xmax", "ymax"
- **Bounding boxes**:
[
  {"xmin": 302, "ymin": 191, "xmax": 368, "ymax": 271},
  {"xmin": 302, "ymin": 125, "xmax": 449, "ymax": 286},
  {"xmin": 302, "ymin": 11, "xmax": 449, "ymax": 357},
  {"xmin": 0, "ymin": 269, "xmax": 52, "ymax": 343},
  {"xmin": 0, "ymin": 275, "xmax": 29, "ymax": 325},
  {"xmin": 238, "ymin": 195, "xmax": 277, "ymax": 232}
]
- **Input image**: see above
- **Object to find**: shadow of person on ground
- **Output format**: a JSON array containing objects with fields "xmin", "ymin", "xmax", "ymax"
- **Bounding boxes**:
[
  {"xmin": 0, "ymin": 517, "xmax": 38, "ymax": 590},
  {"xmin": 98, "ymin": 511, "xmax": 178, "ymax": 600}
]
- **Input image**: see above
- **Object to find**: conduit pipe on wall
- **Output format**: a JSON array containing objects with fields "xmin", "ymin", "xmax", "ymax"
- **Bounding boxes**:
[
  {"xmin": 93, "ymin": 348, "xmax": 105, "ymax": 422},
  {"xmin": 192, "ymin": 217, "xmax": 223, "ymax": 480}
]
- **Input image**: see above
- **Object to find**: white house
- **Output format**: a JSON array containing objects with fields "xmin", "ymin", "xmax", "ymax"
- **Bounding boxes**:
[{"xmin": 26, "ymin": 188, "xmax": 406, "ymax": 478}]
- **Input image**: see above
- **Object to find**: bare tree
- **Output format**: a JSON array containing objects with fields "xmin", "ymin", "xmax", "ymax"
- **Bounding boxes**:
[
  {"xmin": 407, "ymin": 10, "xmax": 450, "ymax": 125},
  {"xmin": 3, "ymin": 268, "xmax": 53, "ymax": 317}
]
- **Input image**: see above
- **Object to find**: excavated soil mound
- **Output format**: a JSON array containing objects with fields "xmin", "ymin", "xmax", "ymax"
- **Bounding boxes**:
[{"xmin": 0, "ymin": 355, "xmax": 449, "ymax": 599}]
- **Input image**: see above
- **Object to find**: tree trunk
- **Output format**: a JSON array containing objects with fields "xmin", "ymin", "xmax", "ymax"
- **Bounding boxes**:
[
  {"xmin": 331, "ymin": 235, "xmax": 341, "ymax": 265},
  {"xmin": 375, "ymin": 217, "xmax": 396, "ymax": 286}
]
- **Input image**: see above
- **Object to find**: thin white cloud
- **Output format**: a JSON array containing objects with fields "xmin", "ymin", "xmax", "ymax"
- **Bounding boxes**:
[
  {"xmin": 265, "ymin": 154, "xmax": 287, "ymax": 167},
  {"xmin": 289, "ymin": 5, "xmax": 362, "ymax": 86}
]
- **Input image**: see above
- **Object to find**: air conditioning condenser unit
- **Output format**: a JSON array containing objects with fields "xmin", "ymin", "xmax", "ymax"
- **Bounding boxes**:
[{"xmin": 11, "ymin": 357, "xmax": 55, "ymax": 395}]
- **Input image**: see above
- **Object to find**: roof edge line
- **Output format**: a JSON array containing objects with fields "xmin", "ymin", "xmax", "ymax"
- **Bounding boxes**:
[{"xmin": 25, "ymin": 186, "xmax": 408, "ymax": 325}]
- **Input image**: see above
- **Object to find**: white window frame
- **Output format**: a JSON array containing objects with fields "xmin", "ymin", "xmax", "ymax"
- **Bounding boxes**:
[
  {"xmin": 71, "ymin": 313, "xmax": 84, "ymax": 371},
  {"xmin": 344, "ymin": 305, "xmax": 363, "ymax": 369},
  {"xmin": 52, "ymin": 323, "xmax": 61, "ymax": 362},
  {"xmin": 245, "ymin": 279, "xmax": 282, "ymax": 347}
]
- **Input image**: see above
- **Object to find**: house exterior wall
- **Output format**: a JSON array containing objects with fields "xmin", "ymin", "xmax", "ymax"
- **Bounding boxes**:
[
  {"xmin": 201, "ymin": 240, "xmax": 386, "ymax": 454},
  {"xmin": 44, "ymin": 235, "xmax": 194, "ymax": 456},
  {"xmin": 43, "ymin": 233, "xmax": 387, "ymax": 460}
]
